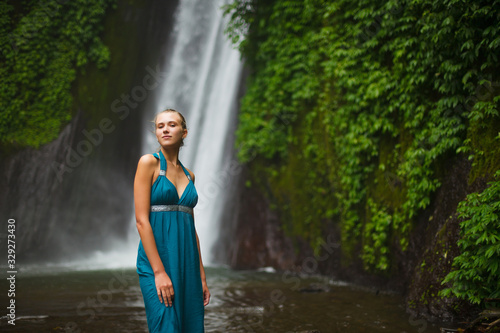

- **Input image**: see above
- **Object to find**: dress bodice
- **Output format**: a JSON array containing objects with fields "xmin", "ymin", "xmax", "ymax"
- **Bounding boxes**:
[{"xmin": 150, "ymin": 151, "xmax": 198, "ymax": 208}]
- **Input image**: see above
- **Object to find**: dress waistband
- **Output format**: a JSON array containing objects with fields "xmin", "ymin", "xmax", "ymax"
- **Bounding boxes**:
[{"xmin": 150, "ymin": 205, "xmax": 193, "ymax": 216}]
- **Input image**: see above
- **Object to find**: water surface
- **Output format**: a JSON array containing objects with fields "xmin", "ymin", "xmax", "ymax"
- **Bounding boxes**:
[{"xmin": 1, "ymin": 266, "xmax": 444, "ymax": 332}]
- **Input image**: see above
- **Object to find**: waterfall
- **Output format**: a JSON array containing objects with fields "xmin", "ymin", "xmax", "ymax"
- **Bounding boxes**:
[
  {"xmin": 141, "ymin": 0, "xmax": 243, "ymax": 265},
  {"xmin": 10, "ymin": 0, "xmax": 243, "ymax": 272}
]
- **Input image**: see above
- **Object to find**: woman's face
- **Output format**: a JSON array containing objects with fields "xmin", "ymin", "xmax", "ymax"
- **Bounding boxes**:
[{"xmin": 155, "ymin": 112, "xmax": 187, "ymax": 148}]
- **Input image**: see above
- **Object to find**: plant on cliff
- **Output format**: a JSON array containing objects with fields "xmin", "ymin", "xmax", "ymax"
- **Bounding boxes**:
[
  {"xmin": 0, "ymin": 0, "xmax": 115, "ymax": 149},
  {"xmin": 440, "ymin": 170, "xmax": 500, "ymax": 305},
  {"xmin": 224, "ymin": 0, "xmax": 500, "ymax": 273}
]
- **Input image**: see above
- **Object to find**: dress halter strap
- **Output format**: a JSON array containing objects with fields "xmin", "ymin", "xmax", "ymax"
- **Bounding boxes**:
[
  {"xmin": 157, "ymin": 151, "xmax": 191, "ymax": 181},
  {"xmin": 179, "ymin": 162, "xmax": 192, "ymax": 181},
  {"xmin": 158, "ymin": 151, "xmax": 167, "ymax": 176}
]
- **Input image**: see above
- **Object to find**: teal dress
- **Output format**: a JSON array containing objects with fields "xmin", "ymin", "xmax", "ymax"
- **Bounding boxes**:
[{"xmin": 136, "ymin": 151, "xmax": 204, "ymax": 332}]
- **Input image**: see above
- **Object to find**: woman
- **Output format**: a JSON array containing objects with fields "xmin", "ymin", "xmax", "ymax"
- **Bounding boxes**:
[{"xmin": 135, "ymin": 109, "xmax": 210, "ymax": 332}]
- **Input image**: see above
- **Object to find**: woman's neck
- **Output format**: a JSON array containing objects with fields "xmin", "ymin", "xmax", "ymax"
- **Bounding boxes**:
[{"xmin": 160, "ymin": 146, "xmax": 180, "ymax": 167}]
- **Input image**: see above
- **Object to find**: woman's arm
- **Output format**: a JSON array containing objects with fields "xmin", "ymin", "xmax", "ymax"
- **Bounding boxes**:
[
  {"xmin": 134, "ymin": 155, "xmax": 174, "ymax": 307},
  {"xmin": 189, "ymin": 171, "xmax": 210, "ymax": 306},
  {"xmin": 195, "ymin": 230, "xmax": 210, "ymax": 306}
]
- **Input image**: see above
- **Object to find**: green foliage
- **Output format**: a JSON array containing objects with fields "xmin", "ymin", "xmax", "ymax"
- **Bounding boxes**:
[
  {"xmin": 0, "ymin": 0, "xmax": 115, "ymax": 148},
  {"xmin": 362, "ymin": 199, "xmax": 392, "ymax": 271},
  {"xmin": 440, "ymin": 171, "xmax": 500, "ymax": 304},
  {"xmin": 226, "ymin": 0, "xmax": 500, "ymax": 271}
]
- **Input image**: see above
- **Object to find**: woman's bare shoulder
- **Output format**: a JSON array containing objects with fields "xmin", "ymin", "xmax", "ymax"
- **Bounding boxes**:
[{"xmin": 137, "ymin": 154, "xmax": 159, "ymax": 169}]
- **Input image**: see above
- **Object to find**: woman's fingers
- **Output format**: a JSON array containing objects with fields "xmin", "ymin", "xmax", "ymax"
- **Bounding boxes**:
[
  {"xmin": 155, "ymin": 272, "xmax": 175, "ymax": 307},
  {"xmin": 165, "ymin": 289, "xmax": 174, "ymax": 307},
  {"xmin": 158, "ymin": 288, "xmax": 175, "ymax": 306},
  {"xmin": 203, "ymin": 287, "xmax": 211, "ymax": 306}
]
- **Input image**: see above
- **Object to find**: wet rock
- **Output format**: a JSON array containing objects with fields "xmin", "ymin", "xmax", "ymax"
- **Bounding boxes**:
[
  {"xmin": 406, "ymin": 157, "xmax": 485, "ymax": 321},
  {"xmin": 299, "ymin": 283, "xmax": 330, "ymax": 293}
]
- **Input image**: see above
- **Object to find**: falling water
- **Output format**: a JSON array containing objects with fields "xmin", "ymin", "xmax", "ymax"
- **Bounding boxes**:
[
  {"xmin": 141, "ymin": 0, "xmax": 243, "ymax": 265},
  {"xmin": 31, "ymin": 0, "xmax": 243, "ymax": 271}
]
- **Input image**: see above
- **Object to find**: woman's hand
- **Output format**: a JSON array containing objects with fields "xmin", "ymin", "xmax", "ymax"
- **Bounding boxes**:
[
  {"xmin": 155, "ymin": 271, "xmax": 174, "ymax": 307},
  {"xmin": 202, "ymin": 281, "xmax": 210, "ymax": 306}
]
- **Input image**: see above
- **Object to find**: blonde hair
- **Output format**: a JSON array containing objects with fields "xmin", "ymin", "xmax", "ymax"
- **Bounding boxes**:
[{"xmin": 152, "ymin": 108, "xmax": 187, "ymax": 147}]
